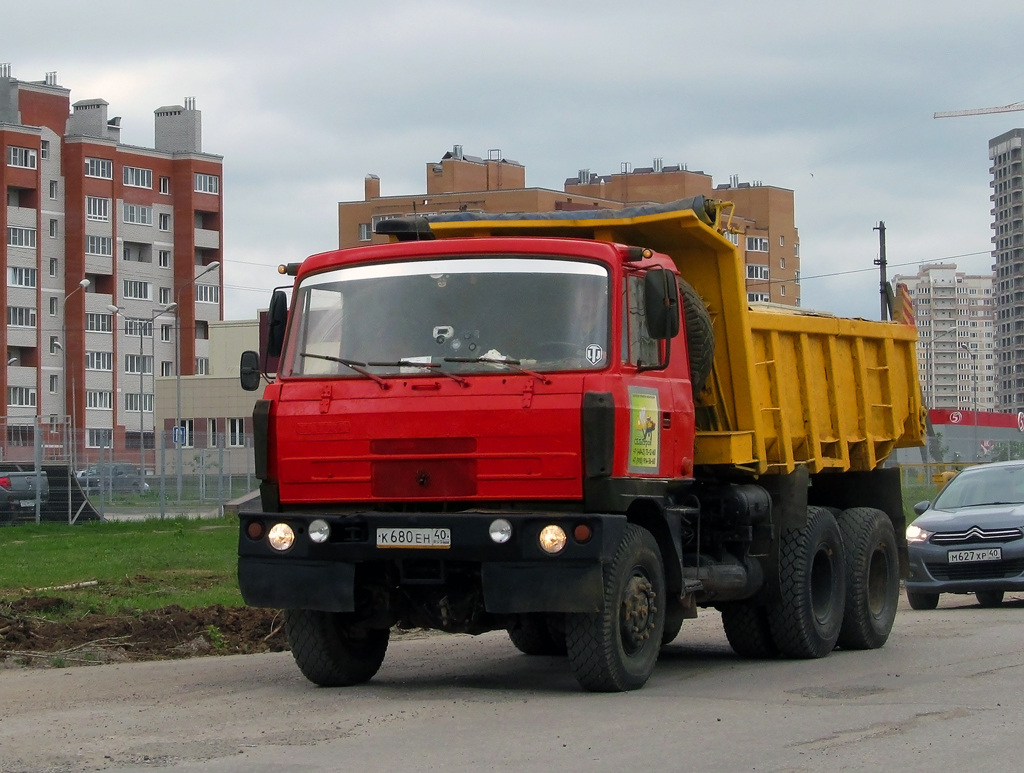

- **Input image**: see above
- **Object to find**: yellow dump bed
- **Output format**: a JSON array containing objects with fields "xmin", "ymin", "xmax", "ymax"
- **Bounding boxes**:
[{"xmin": 427, "ymin": 198, "xmax": 925, "ymax": 476}]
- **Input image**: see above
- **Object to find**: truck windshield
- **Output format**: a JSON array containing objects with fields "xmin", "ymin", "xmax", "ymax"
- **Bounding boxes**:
[{"xmin": 282, "ymin": 257, "xmax": 610, "ymax": 377}]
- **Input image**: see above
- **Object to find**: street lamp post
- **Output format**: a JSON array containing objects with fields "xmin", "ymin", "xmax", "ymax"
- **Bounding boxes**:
[
  {"xmin": 959, "ymin": 343, "xmax": 979, "ymax": 460},
  {"xmin": 60, "ymin": 279, "xmax": 89, "ymax": 468},
  {"xmin": 175, "ymin": 262, "xmax": 220, "ymax": 501},
  {"xmin": 136, "ymin": 304, "xmax": 177, "ymax": 477}
]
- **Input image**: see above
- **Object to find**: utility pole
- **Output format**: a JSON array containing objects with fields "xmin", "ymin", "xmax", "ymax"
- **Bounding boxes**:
[{"xmin": 873, "ymin": 221, "xmax": 888, "ymax": 321}]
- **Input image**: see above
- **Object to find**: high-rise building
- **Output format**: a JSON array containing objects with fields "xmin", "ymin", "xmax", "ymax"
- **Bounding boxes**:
[
  {"xmin": 0, "ymin": 65, "xmax": 223, "ymax": 466},
  {"xmin": 990, "ymin": 129, "xmax": 1024, "ymax": 410},
  {"xmin": 892, "ymin": 263, "xmax": 995, "ymax": 412},
  {"xmin": 340, "ymin": 149, "xmax": 801, "ymax": 306}
]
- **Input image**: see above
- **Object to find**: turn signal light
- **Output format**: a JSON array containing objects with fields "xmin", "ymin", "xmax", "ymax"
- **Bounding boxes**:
[
  {"xmin": 246, "ymin": 521, "xmax": 264, "ymax": 540},
  {"xmin": 573, "ymin": 523, "xmax": 593, "ymax": 543}
]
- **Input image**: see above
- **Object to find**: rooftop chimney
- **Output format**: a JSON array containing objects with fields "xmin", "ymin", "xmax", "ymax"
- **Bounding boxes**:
[
  {"xmin": 364, "ymin": 174, "xmax": 380, "ymax": 201},
  {"xmin": 653, "ymin": 157, "xmax": 663, "ymax": 173},
  {"xmin": 155, "ymin": 97, "xmax": 202, "ymax": 153},
  {"xmin": 0, "ymin": 63, "xmax": 12, "ymax": 78},
  {"xmin": 45, "ymin": 71, "xmax": 57, "ymax": 86},
  {"xmin": 453, "ymin": 144, "xmax": 463, "ymax": 160},
  {"xmin": 67, "ymin": 99, "xmax": 110, "ymax": 139}
]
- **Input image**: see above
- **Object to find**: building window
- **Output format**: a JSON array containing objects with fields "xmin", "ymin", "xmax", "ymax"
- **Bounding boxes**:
[
  {"xmin": 780, "ymin": 257, "xmax": 786, "ymax": 270},
  {"xmin": 7, "ymin": 226, "xmax": 36, "ymax": 248},
  {"xmin": 178, "ymin": 419, "xmax": 194, "ymax": 448},
  {"xmin": 746, "ymin": 265, "xmax": 770, "ymax": 281},
  {"xmin": 124, "ymin": 354, "xmax": 153, "ymax": 374},
  {"xmin": 49, "ymin": 375, "xmax": 58, "ymax": 394},
  {"xmin": 49, "ymin": 259, "xmax": 57, "ymax": 277},
  {"xmin": 794, "ymin": 243, "xmax": 800, "ymax": 258},
  {"xmin": 84, "ymin": 157, "xmax": 113, "ymax": 179},
  {"xmin": 86, "ymin": 390, "xmax": 113, "ymax": 409},
  {"xmin": 123, "ymin": 204, "xmax": 153, "ymax": 225},
  {"xmin": 123, "ymin": 166, "xmax": 153, "ymax": 188},
  {"xmin": 160, "ymin": 324, "xmax": 172, "ymax": 342},
  {"xmin": 195, "ymin": 283, "xmax": 219, "ymax": 304},
  {"xmin": 49, "ymin": 336, "xmax": 59, "ymax": 355},
  {"xmin": 159, "ymin": 176, "xmax": 170, "ymax": 195},
  {"xmin": 194, "ymin": 173, "xmax": 219, "ymax": 194},
  {"xmin": 160, "ymin": 361, "xmax": 173, "ymax": 376},
  {"xmin": 7, "ymin": 146, "xmax": 37, "ymax": 169},
  {"xmin": 228, "ymin": 418, "xmax": 245, "ymax": 447},
  {"xmin": 780, "ymin": 235, "xmax": 785, "ymax": 247},
  {"xmin": 125, "ymin": 393, "xmax": 154, "ymax": 413},
  {"xmin": 40, "ymin": 140, "xmax": 50, "ymax": 160},
  {"xmin": 158, "ymin": 250, "xmax": 170, "ymax": 268},
  {"xmin": 49, "ymin": 180, "xmax": 58, "ymax": 199},
  {"xmin": 124, "ymin": 318, "xmax": 153, "ymax": 337},
  {"xmin": 747, "ymin": 292, "xmax": 770, "ymax": 303},
  {"xmin": 780, "ymin": 285, "xmax": 786, "ymax": 297},
  {"xmin": 49, "ymin": 297, "xmax": 57, "ymax": 316},
  {"xmin": 86, "ymin": 196, "xmax": 110, "ymax": 221},
  {"xmin": 358, "ymin": 223, "xmax": 372, "ymax": 241},
  {"xmin": 746, "ymin": 237, "xmax": 770, "ymax": 252},
  {"xmin": 723, "ymin": 232, "xmax": 739, "ymax": 245},
  {"xmin": 7, "ymin": 386, "xmax": 37, "ymax": 407},
  {"xmin": 7, "ymin": 306, "xmax": 36, "ymax": 327},
  {"xmin": 208, "ymin": 418, "xmax": 218, "ymax": 447},
  {"xmin": 86, "ymin": 235, "xmax": 112, "ymax": 256},
  {"xmin": 159, "ymin": 287, "xmax": 172, "ymax": 305},
  {"xmin": 195, "ymin": 357, "xmax": 210, "ymax": 375},
  {"xmin": 158, "ymin": 213, "xmax": 171, "ymax": 231},
  {"xmin": 86, "ymin": 428, "xmax": 113, "ymax": 448},
  {"xmin": 85, "ymin": 350, "xmax": 113, "ymax": 371},
  {"xmin": 122, "ymin": 280, "xmax": 152, "ymax": 300},
  {"xmin": 8, "ymin": 267, "xmax": 37, "ymax": 287},
  {"xmin": 85, "ymin": 312, "xmax": 113, "ymax": 333},
  {"xmin": 49, "ymin": 219, "xmax": 58, "ymax": 238}
]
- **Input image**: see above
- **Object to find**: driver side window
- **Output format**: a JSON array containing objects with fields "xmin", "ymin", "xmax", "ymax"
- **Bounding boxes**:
[{"xmin": 621, "ymin": 275, "xmax": 658, "ymax": 366}]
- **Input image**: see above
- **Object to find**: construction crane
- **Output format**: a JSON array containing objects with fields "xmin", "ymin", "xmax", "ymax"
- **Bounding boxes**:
[{"xmin": 935, "ymin": 102, "xmax": 1024, "ymax": 119}]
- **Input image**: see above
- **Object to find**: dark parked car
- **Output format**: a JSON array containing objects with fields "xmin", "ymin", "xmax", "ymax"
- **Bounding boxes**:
[
  {"xmin": 906, "ymin": 461, "xmax": 1024, "ymax": 609},
  {"xmin": 77, "ymin": 463, "xmax": 150, "ymax": 494}
]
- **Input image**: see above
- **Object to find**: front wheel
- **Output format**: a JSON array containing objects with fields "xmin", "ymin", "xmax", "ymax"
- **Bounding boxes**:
[
  {"xmin": 976, "ymin": 590, "xmax": 1005, "ymax": 607},
  {"xmin": 767, "ymin": 506, "xmax": 846, "ymax": 658},
  {"xmin": 566, "ymin": 524, "xmax": 666, "ymax": 692},
  {"xmin": 285, "ymin": 609, "xmax": 389, "ymax": 687},
  {"xmin": 906, "ymin": 591, "xmax": 939, "ymax": 610},
  {"xmin": 836, "ymin": 508, "xmax": 900, "ymax": 650}
]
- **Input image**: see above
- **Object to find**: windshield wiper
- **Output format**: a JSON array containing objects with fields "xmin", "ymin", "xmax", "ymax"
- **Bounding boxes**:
[
  {"xmin": 444, "ymin": 356, "xmax": 551, "ymax": 384},
  {"xmin": 299, "ymin": 352, "xmax": 390, "ymax": 390},
  {"xmin": 367, "ymin": 360, "xmax": 469, "ymax": 387}
]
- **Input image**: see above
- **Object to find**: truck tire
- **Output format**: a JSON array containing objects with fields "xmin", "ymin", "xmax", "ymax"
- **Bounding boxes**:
[
  {"xmin": 566, "ymin": 524, "xmax": 666, "ymax": 692},
  {"xmin": 661, "ymin": 597, "xmax": 686, "ymax": 646},
  {"xmin": 507, "ymin": 614, "xmax": 567, "ymax": 656},
  {"xmin": 678, "ymin": 278, "xmax": 715, "ymax": 398},
  {"xmin": 720, "ymin": 602, "xmax": 779, "ymax": 658},
  {"xmin": 976, "ymin": 590, "xmax": 1004, "ymax": 607},
  {"xmin": 835, "ymin": 508, "xmax": 900, "ymax": 650},
  {"xmin": 766, "ymin": 506, "xmax": 846, "ymax": 658},
  {"xmin": 284, "ymin": 609, "xmax": 389, "ymax": 687},
  {"xmin": 906, "ymin": 591, "xmax": 939, "ymax": 610}
]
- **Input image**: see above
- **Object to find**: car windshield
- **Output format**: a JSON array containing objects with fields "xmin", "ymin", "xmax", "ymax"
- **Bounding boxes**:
[
  {"xmin": 933, "ymin": 464, "xmax": 1024, "ymax": 509},
  {"xmin": 281, "ymin": 256, "xmax": 610, "ymax": 376}
]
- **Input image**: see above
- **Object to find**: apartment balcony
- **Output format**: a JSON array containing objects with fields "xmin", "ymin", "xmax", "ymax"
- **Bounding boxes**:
[
  {"xmin": 85, "ymin": 253, "xmax": 113, "ymax": 275},
  {"xmin": 194, "ymin": 228, "xmax": 220, "ymax": 250},
  {"xmin": 6, "ymin": 205, "xmax": 37, "ymax": 228}
]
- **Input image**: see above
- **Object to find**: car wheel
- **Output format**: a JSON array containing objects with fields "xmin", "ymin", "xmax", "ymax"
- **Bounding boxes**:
[
  {"xmin": 906, "ymin": 591, "xmax": 939, "ymax": 610},
  {"xmin": 976, "ymin": 590, "xmax": 1004, "ymax": 608}
]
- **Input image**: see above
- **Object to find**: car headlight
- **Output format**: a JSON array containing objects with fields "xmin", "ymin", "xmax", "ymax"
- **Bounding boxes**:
[
  {"xmin": 267, "ymin": 523, "xmax": 296, "ymax": 551},
  {"xmin": 906, "ymin": 524, "xmax": 933, "ymax": 544}
]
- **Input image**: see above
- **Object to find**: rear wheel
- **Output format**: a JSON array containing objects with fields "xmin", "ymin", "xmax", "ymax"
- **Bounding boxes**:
[
  {"xmin": 285, "ymin": 609, "xmax": 389, "ymax": 687},
  {"xmin": 566, "ymin": 524, "xmax": 666, "ymax": 692},
  {"xmin": 507, "ymin": 614, "xmax": 567, "ymax": 656},
  {"xmin": 836, "ymin": 508, "xmax": 900, "ymax": 650},
  {"xmin": 976, "ymin": 590, "xmax": 1005, "ymax": 607},
  {"xmin": 720, "ymin": 601, "xmax": 779, "ymax": 658},
  {"xmin": 767, "ymin": 507, "xmax": 846, "ymax": 658},
  {"xmin": 906, "ymin": 591, "xmax": 939, "ymax": 610}
]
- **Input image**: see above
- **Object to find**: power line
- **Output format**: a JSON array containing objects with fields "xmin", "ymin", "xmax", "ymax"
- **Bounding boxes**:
[{"xmin": 797, "ymin": 250, "xmax": 990, "ymax": 283}]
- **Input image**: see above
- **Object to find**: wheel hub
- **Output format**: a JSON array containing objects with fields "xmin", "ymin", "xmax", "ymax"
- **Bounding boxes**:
[{"xmin": 620, "ymin": 573, "xmax": 657, "ymax": 653}]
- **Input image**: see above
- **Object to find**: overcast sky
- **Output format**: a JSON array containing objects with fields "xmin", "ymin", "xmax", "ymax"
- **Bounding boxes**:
[{"xmin": 6, "ymin": 0, "xmax": 1023, "ymax": 321}]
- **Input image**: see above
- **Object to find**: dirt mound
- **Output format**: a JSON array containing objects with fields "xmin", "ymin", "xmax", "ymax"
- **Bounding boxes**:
[{"xmin": 0, "ymin": 602, "xmax": 289, "ymax": 668}]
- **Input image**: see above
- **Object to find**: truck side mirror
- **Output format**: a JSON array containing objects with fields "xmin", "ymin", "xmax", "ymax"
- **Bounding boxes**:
[
  {"xmin": 267, "ymin": 290, "xmax": 288, "ymax": 358},
  {"xmin": 644, "ymin": 269, "xmax": 680, "ymax": 340},
  {"xmin": 240, "ymin": 350, "xmax": 261, "ymax": 392}
]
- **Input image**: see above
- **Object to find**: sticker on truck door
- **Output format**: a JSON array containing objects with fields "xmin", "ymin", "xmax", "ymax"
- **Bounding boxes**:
[{"xmin": 628, "ymin": 387, "xmax": 660, "ymax": 473}]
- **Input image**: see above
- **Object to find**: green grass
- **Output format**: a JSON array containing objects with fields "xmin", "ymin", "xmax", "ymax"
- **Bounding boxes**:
[{"xmin": 0, "ymin": 516, "xmax": 242, "ymax": 618}]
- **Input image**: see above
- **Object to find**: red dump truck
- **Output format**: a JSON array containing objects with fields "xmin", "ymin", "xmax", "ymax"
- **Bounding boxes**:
[{"xmin": 237, "ymin": 197, "xmax": 924, "ymax": 691}]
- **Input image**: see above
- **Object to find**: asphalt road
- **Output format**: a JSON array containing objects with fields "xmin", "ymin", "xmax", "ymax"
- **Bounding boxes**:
[{"xmin": 2, "ymin": 593, "xmax": 1023, "ymax": 773}]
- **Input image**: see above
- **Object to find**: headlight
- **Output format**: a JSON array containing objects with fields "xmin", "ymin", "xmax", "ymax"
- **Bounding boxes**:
[
  {"xmin": 906, "ymin": 524, "xmax": 933, "ymax": 544},
  {"xmin": 308, "ymin": 519, "xmax": 330, "ymax": 544},
  {"xmin": 538, "ymin": 524, "xmax": 567, "ymax": 554},
  {"xmin": 267, "ymin": 523, "xmax": 296, "ymax": 551},
  {"xmin": 489, "ymin": 518, "xmax": 513, "ymax": 544}
]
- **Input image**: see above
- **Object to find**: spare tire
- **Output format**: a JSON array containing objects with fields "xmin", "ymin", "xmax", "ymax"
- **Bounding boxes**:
[{"xmin": 678, "ymin": 278, "xmax": 715, "ymax": 398}]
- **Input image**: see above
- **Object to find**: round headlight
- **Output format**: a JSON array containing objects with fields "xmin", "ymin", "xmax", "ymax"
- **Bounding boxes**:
[
  {"xmin": 267, "ymin": 523, "xmax": 295, "ymax": 551},
  {"xmin": 308, "ymin": 519, "xmax": 330, "ymax": 544},
  {"xmin": 538, "ymin": 524, "xmax": 567, "ymax": 554},
  {"xmin": 489, "ymin": 518, "xmax": 513, "ymax": 544}
]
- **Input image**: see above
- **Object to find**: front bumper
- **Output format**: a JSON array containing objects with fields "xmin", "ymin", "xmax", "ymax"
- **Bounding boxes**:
[
  {"xmin": 906, "ymin": 538, "xmax": 1024, "ymax": 594},
  {"xmin": 238, "ymin": 511, "xmax": 627, "ymax": 614}
]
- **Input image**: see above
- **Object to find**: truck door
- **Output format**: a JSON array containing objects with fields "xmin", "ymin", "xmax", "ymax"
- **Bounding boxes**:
[{"xmin": 621, "ymin": 272, "xmax": 679, "ymax": 479}]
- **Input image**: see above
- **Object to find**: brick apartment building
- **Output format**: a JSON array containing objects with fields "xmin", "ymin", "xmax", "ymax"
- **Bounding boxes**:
[
  {"xmin": 339, "ymin": 147, "xmax": 800, "ymax": 306},
  {"xmin": 0, "ymin": 65, "xmax": 223, "ymax": 466}
]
